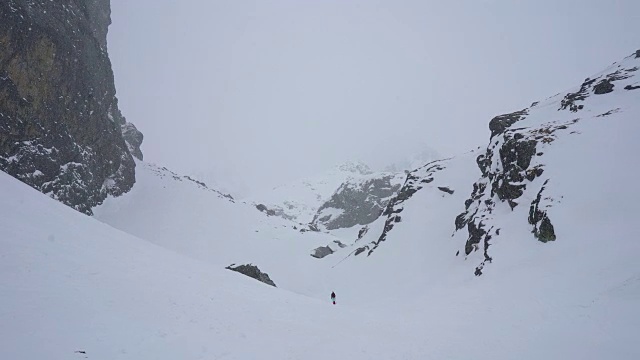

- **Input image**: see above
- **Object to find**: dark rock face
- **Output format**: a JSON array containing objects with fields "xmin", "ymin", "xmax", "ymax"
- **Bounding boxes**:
[
  {"xmin": 0, "ymin": 0, "xmax": 142, "ymax": 214},
  {"xmin": 462, "ymin": 51, "xmax": 638, "ymax": 263},
  {"xmin": 121, "ymin": 122, "xmax": 144, "ymax": 160},
  {"xmin": 528, "ymin": 180, "xmax": 556, "ymax": 242},
  {"xmin": 451, "ymin": 61, "xmax": 640, "ymax": 272},
  {"xmin": 85, "ymin": 0, "xmax": 111, "ymax": 49},
  {"xmin": 455, "ymin": 117, "xmax": 578, "ymax": 272},
  {"xmin": 593, "ymin": 79, "xmax": 614, "ymax": 94},
  {"xmin": 226, "ymin": 264, "xmax": 276, "ymax": 287},
  {"xmin": 357, "ymin": 225, "xmax": 369, "ymax": 241},
  {"xmin": 488, "ymin": 109, "xmax": 528, "ymax": 138},
  {"xmin": 256, "ymin": 203, "xmax": 276, "ymax": 216},
  {"xmin": 312, "ymin": 174, "xmax": 403, "ymax": 230},
  {"xmin": 310, "ymin": 246, "xmax": 334, "ymax": 259}
]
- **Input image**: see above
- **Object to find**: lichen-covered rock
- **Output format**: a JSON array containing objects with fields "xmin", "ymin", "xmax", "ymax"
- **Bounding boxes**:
[
  {"xmin": 0, "ymin": 0, "xmax": 142, "ymax": 214},
  {"xmin": 225, "ymin": 264, "xmax": 276, "ymax": 287}
]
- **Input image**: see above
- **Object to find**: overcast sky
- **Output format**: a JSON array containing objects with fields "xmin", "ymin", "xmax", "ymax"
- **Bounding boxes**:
[{"xmin": 108, "ymin": 0, "xmax": 639, "ymax": 195}]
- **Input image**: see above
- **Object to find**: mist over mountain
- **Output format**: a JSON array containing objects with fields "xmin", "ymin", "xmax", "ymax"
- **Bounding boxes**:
[{"xmin": 2, "ymin": 1, "xmax": 640, "ymax": 359}]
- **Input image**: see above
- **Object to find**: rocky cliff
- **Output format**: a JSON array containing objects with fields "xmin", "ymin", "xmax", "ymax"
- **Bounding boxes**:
[
  {"xmin": 351, "ymin": 50, "xmax": 640, "ymax": 275},
  {"xmin": 0, "ymin": 0, "xmax": 142, "ymax": 214}
]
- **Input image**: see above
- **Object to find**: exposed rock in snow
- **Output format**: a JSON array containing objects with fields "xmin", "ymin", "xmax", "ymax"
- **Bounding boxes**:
[
  {"xmin": 312, "ymin": 173, "xmax": 404, "ymax": 230},
  {"xmin": 453, "ymin": 49, "xmax": 640, "ymax": 273},
  {"xmin": 310, "ymin": 246, "xmax": 334, "ymax": 259},
  {"xmin": 226, "ymin": 264, "xmax": 277, "ymax": 287}
]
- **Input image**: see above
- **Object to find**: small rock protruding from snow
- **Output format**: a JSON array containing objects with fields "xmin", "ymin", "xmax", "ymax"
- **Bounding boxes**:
[
  {"xmin": 310, "ymin": 246, "xmax": 334, "ymax": 259},
  {"xmin": 225, "ymin": 264, "xmax": 277, "ymax": 287}
]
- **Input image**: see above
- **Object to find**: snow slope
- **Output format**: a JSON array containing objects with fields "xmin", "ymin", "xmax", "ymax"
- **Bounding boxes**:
[
  {"xmin": 0, "ymin": 170, "xmax": 417, "ymax": 360},
  {"xmin": 4, "ymin": 51, "xmax": 640, "ymax": 360},
  {"xmin": 93, "ymin": 161, "xmax": 341, "ymax": 296},
  {"xmin": 3, "ymin": 156, "xmax": 640, "ymax": 359}
]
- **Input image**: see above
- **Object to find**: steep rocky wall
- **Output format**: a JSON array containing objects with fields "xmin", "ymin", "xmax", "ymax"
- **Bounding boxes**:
[{"xmin": 0, "ymin": 0, "xmax": 142, "ymax": 214}]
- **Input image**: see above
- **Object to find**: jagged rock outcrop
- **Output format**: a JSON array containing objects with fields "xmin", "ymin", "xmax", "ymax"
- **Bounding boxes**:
[
  {"xmin": 121, "ymin": 121, "xmax": 144, "ymax": 161},
  {"xmin": 455, "ymin": 50, "xmax": 640, "ymax": 274},
  {"xmin": 528, "ymin": 180, "xmax": 556, "ymax": 243},
  {"xmin": 312, "ymin": 173, "xmax": 404, "ymax": 230},
  {"xmin": 226, "ymin": 264, "xmax": 276, "ymax": 287},
  {"xmin": 0, "ymin": 0, "xmax": 142, "ymax": 214},
  {"xmin": 454, "ymin": 114, "xmax": 578, "ymax": 272}
]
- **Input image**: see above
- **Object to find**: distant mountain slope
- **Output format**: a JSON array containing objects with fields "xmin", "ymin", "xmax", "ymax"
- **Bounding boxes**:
[
  {"xmin": 93, "ymin": 160, "xmax": 344, "ymax": 293},
  {"xmin": 311, "ymin": 171, "xmax": 405, "ymax": 231},
  {"xmin": 256, "ymin": 161, "xmax": 384, "ymax": 223}
]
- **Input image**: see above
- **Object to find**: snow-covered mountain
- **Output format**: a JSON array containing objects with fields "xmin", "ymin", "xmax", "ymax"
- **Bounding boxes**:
[
  {"xmin": 1, "ymin": 1, "xmax": 640, "ymax": 355},
  {"xmin": 254, "ymin": 160, "xmax": 403, "ymax": 225},
  {"xmin": 311, "ymin": 171, "xmax": 405, "ymax": 231},
  {"xmin": 4, "ymin": 55, "xmax": 640, "ymax": 357}
]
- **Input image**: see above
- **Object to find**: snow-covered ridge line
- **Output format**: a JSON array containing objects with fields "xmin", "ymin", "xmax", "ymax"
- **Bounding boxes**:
[{"xmin": 140, "ymin": 161, "xmax": 235, "ymax": 202}]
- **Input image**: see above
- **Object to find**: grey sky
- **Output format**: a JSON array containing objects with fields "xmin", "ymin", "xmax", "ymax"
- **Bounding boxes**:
[{"xmin": 108, "ymin": 0, "xmax": 639, "ymax": 195}]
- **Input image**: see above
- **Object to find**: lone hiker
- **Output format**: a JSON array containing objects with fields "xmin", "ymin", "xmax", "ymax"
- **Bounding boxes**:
[{"xmin": 331, "ymin": 291, "xmax": 336, "ymax": 305}]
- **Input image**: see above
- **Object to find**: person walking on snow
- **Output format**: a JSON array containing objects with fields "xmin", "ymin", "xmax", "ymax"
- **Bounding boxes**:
[{"xmin": 331, "ymin": 291, "xmax": 336, "ymax": 305}]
